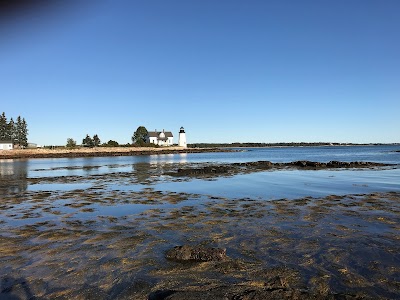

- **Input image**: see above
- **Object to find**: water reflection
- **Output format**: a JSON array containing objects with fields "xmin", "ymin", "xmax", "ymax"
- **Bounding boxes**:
[
  {"xmin": 178, "ymin": 153, "xmax": 188, "ymax": 164},
  {"xmin": 0, "ymin": 159, "xmax": 28, "ymax": 195},
  {"xmin": 132, "ymin": 162, "xmax": 153, "ymax": 183},
  {"xmin": 148, "ymin": 153, "xmax": 187, "ymax": 164},
  {"xmin": 132, "ymin": 154, "xmax": 188, "ymax": 184}
]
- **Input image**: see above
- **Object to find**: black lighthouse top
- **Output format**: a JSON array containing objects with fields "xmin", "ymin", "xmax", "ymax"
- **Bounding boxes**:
[{"xmin": 179, "ymin": 127, "xmax": 185, "ymax": 133}]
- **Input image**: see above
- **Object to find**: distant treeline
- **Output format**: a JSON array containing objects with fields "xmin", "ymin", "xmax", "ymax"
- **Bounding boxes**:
[
  {"xmin": 65, "ymin": 126, "xmax": 159, "ymax": 149},
  {"xmin": 0, "ymin": 112, "xmax": 28, "ymax": 147},
  {"xmin": 188, "ymin": 142, "xmax": 391, "ymax": 148}
]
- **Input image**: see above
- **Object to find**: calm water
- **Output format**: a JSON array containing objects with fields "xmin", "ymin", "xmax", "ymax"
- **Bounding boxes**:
[{"xmin": 1, "ymin": 145, "xmax": 399, "ymax": 200}]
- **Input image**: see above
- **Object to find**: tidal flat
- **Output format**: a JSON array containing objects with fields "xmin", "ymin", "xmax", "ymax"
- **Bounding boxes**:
[
  {"xmin": 1, "ymin": 187, "xmax": 399, "ymax": 298},
  {"xmin": 1, "ymin": 147, "xmax": 400, "ymax": 299}
]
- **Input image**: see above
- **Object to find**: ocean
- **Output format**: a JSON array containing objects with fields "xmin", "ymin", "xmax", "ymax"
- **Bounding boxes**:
[{"xmin": 2, "ymin": 145, "xmax": 400, "ymax": 196}]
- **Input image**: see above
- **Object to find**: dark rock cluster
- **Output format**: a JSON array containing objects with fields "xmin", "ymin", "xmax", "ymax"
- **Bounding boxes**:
[
  {"xmin": 290, "ymin": 160, "xmax": 385, "ymax": 168},
  {"xmin": 165, "ymin": 245, "xmax": 227, "ymax": 262},
  {"xmin": 149, "ymin": 281, "xmax": 365, "ymax": 300},
  {"xmin": 175, "ymin": 165, "xmax": 231, "ymax": 176},
  {"xmin": 171, "ymin": 160, "xmax": 390, "ymax": 177}
]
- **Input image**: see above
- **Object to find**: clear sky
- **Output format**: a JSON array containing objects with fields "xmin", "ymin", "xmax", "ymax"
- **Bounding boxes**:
[{"xmin": 0, "ymin": 0, "xmax": 399, "ymax": 145}]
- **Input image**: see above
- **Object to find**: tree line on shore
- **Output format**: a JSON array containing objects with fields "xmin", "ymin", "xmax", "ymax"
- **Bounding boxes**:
[
  {"xmin": 65, "ymin": 126, "xmax": 156, "ymax": 149},
  {"xmin": 0, "ymin": 112, "xmax": 28, "ymax": 147},
  {"xmin": 66, "ymin": 134, "xmax": 121, "ymax": 149}
]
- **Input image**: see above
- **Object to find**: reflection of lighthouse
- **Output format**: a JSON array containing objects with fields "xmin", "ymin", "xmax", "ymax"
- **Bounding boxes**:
[{"xmin": 178, "ymin": 127, "xmax": 187, "ymax": 148}]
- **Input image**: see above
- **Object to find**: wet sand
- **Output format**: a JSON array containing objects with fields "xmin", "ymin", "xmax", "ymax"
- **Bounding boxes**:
[
  {"xmin": 0, "ymin": 147, "xmax": 232, "ymax": 160},
  {"xmin": 1, "ymin": 167, "xmax": 399, "ymax": 299}
]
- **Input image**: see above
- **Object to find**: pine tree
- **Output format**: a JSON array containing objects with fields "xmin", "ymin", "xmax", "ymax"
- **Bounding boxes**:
[
  {"xmin": 0, "ymin": 114, "xmax": 28, "ymax": 146},
  {"xmin": 6, "ymin": 118, "xmax": 15, "ymax": 141},
  {"xmin": 16, "ymin": 116, "xmax": 23, "ymax": 146},
  {"xmin": 21, "ymin": 118, "xmax": 28, "ymax": 147},
  {"xmin": 0, "ymin": 112, "xmax": 7, "ymax": 140},
  {"xmin": 82, "ymin": 134, "xmax": 94, "ymax": 147},
  {"xmin": 93, "ymin": 134, "xmax": 101, "ymax": 147}
]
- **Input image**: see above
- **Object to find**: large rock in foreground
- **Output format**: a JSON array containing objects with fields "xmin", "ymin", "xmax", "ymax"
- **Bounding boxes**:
[{"xmin": 166, "ymin": 245, "xmax": 227, "ymax": 262}]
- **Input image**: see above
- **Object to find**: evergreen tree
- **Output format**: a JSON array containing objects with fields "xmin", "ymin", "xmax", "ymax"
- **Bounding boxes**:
[
  {"xmin": 82, "ymin": 134, "xmax": 94, "ymax": 147},
  {"xmin": 7, "ymin": 118, "xmax": 15, "ymax": 142},
  {"xmin": 0, "ymin": 113, "xmax": 28, "ymax": 146},
  {"xmin": 21, "ymin": 118, "xmax": 28, "ymax": 147},
  {"xmin": 93, "ymin": 134, "xmax": 101, "ymax": 147},
  {"xmin": 15, "ymin": 116, "xmax": 23, "ymax": 146},
  {"xmin": 0, "ymin": 112, "xmax": 7, "ymax": 140}
]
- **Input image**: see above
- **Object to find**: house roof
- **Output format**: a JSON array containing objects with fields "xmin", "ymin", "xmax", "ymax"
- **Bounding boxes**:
[
  {"xmin": 148, "ymin": 131, "xmax": 173, "ymax": 138},
  {"xmin": 0, "ymin": 140, "xmax": 13, "ymax": 143}
]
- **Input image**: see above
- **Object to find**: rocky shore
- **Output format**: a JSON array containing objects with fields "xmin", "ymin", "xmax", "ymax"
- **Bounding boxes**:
[
  {"xmin": 0, "ymin": 147, "xmax": 232, "ymax": 159},
  {"xmin": 1, "ymin": 186, "xmax": 399, "ymax": 299}
]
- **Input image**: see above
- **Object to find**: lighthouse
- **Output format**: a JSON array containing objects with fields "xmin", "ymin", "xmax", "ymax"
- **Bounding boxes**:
[{"xmin": 178, "ymin": 127, "xmax": 187, "ymax": 148}]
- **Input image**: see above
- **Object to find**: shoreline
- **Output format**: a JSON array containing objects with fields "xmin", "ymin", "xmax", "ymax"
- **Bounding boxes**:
[{"xmin": 0, "ymin": 147, "xmax": 231, "ymax": 160}]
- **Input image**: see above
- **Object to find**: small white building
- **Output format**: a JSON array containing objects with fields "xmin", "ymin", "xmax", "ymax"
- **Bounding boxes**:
[
  {"xmin": 0, "ymin": 140, "xmax": 13, "ymax": 150},
  {"xmin": 147, "ymin": 130, "xmax": 173, "ymax": 146}
]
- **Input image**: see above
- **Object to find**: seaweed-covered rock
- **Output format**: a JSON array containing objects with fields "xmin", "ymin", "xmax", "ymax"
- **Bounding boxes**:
[
  {"xmin": 148, "ymin": 284, "xmax": 369, "ymax": 300},
  {"xmin": 327, "ymin": 161, "xmax": 350, "ymax": 167},
  {"xmin": 175, "ymin": 165, "xmax": 230, "ymax": 176},
  {"xmin": 165, "ymin": 245, "xmax": 227, "ymax": 262},
  {"xmin": 169, "ymin": 160, "xmax": 390, "ymax": 177}
]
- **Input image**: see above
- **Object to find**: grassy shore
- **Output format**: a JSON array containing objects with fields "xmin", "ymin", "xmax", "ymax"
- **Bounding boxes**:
[{"xmin": 0, "ymin": 146, "xmax": 229, "ymax": 159}]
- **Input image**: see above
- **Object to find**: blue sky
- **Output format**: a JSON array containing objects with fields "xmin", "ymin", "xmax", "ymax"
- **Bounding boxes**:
[{"xmin": 0, "ymin": 0, "xmax": 399, "ymax": 145}]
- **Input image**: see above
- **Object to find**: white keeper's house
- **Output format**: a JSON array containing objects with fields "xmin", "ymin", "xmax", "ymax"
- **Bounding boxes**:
[
  {"xmin": 0, "ymin": 140, "xmax": 13, "ymax": 150},
  {"xmin": 146, "ymin": 130, "xmax": 174, "ymax": 146}
]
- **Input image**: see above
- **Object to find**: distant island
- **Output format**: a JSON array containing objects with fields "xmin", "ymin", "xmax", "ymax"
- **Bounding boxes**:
[{"xmin": 188, "ymin": 142, "xmax": 400, "ymax": 148}]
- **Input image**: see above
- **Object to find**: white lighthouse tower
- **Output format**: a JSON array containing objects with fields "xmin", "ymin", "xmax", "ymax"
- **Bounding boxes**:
[{"xmin": 178, "ymin": 127, "xmax": 187, "ymax": 148}]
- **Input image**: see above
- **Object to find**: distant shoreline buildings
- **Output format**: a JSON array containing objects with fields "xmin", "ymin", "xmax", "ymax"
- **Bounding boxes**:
[
  {"xmin": 0, "ymin": 140, "xmax": 13, "ymax": 150},
  {"xmin": 146, "ymin": 127, "xmax": 187, "ymax": 148},
  {"xmin": 146, "ymin": 129, "xmax": 174, "ymax": 146}
]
